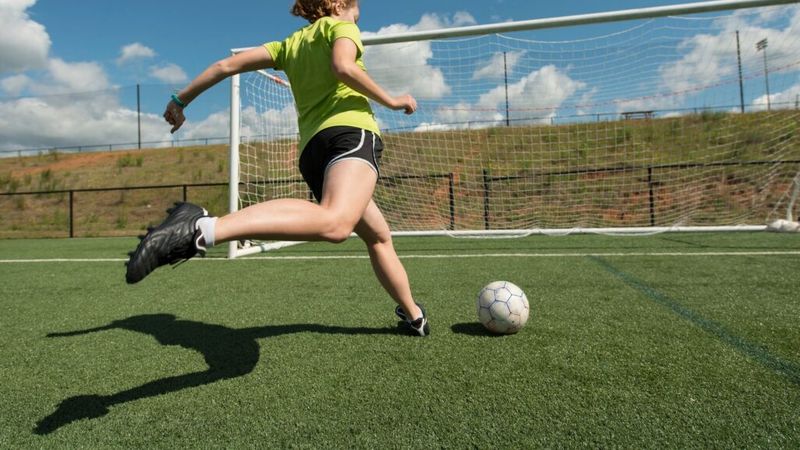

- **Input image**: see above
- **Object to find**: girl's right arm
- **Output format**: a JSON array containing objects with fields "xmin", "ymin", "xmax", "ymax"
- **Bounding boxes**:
[
  {"xmin": 330, "ymin": 37, "xmax": 417, "ymax": 115},
  {"xmin": 165, "ymin": 47, "xmax": 275, "ymax": 133}
]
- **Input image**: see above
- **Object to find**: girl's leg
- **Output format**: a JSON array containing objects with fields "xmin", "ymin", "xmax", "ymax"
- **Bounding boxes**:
[
  {"xmin": 354, "ymin": 200, "xmax": 423, "ymax": 321},
  {"xmin": 213, "ymin": 160, "xmax": 377, "ymax": 244},
  {"xmin": 127, "ymin": 160, "xmax": 378, "ymax": 284}
]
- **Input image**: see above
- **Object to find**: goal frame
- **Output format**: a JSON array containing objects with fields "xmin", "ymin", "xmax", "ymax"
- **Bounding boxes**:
[{"xmin": 228, "ymin": 0, "xmax": 798, "ymax": 258}]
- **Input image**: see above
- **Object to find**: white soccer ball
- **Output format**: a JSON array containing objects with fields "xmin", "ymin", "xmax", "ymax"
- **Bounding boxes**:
[{"xmin": 476, "ymin": 281, "xmax": 530, "ymax": 334}]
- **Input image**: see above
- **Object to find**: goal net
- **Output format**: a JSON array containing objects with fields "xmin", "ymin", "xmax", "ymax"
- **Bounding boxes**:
[{"xmin": 230, "ymin": 0, "xmax": 800, "ymax": 257}]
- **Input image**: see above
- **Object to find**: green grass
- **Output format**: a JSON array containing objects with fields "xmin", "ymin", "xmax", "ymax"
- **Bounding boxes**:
[{"xmin": 1, "ymin": 233, "xmax": 799, "ymax": 447}]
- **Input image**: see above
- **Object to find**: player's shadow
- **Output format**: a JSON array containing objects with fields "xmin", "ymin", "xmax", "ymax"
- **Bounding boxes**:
[{"xmin": 34, "ymin": 314, "xmax": 398, "ymax": 435}]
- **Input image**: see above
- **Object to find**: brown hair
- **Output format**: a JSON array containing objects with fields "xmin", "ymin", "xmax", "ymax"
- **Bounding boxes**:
[{"xmin": 291, "ymin": 0, "xmax": 353, "ymax": 23}]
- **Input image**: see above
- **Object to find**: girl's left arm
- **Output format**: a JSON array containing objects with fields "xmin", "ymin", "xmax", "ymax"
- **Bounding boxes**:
[{"xmin": 165, "ymin": 47, "xmax": 275, "ymax": 133}]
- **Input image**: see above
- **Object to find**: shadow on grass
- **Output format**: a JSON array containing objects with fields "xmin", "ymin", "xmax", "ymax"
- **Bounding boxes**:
[
  {"xmin": 450, "ymin": 322, "xmax": 505, "ymax": 337},
  {"xmin": 34, "ymin": 314, "xmax": 399, "ymax": 435}
]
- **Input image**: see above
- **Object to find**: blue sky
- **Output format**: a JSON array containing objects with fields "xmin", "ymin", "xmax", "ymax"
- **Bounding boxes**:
[
  {"xmin": 30, "ymin": 1, "xmax": 694, "ymax": 61},
  {"xmin": 26, "ymin": 0, "xmax": 700, "ymax": 87},
  {"xmin": 1, "ymin": 0, "xmax": 799, "ymax": 151}
]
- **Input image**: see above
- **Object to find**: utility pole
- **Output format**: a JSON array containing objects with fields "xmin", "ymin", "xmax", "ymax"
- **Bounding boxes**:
[
  {"xmin": 756, "ymin": 38, "xmax": 771, "ymax": 111},
  {"xmin": 735, "ymin": 31, "xmax": 745, "ymax": 113},
  {"xmin": 137, "ymin": 84, "xmax": 142, "ymax": 149},
  {"xmin": 503, "ymin": 52, "xmax": 510, "ymax": 127}
]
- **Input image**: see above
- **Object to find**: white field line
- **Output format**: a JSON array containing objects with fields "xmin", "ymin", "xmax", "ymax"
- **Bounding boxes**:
[{"xmin": 1, "ymin": 251, "xmax": 799, "ymax": 264}]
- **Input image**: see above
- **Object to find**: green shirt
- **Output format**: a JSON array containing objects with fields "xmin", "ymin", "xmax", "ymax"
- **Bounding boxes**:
[{"xmin": 264, "ymin": 17, "xmax": 381, "ymax": 153}]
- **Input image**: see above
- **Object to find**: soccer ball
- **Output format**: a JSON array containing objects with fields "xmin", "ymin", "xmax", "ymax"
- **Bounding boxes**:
[{"xmin": 476, "ymin": 281, "xmax": 529, "ymax": 334}]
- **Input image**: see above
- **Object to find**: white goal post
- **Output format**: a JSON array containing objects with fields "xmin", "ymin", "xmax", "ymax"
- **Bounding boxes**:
[{"xmin": 228, "ymin": 0, "xmax": 800, "ymax": 258}]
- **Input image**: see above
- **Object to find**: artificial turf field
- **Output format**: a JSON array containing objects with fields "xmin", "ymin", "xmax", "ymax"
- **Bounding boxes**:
[{"xmin": 1, "ymin": 232, "xmax": 798, "ymax": 447}]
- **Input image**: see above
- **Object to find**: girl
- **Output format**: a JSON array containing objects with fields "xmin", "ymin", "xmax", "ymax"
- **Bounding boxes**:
[{"xmin": 126, "ymin": 0, "xmax": 429, "ymax": 336}]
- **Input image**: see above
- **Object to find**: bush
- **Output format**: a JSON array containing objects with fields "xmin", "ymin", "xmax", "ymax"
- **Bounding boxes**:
[{"xmin": 116, "ymin": 154, "xmax": 144, "ymax": 168}]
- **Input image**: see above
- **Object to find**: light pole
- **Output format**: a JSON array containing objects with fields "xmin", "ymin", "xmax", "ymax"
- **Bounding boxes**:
[{"xmin": 756, "ymin": 38, "xmax": 771, "ymax": 111}]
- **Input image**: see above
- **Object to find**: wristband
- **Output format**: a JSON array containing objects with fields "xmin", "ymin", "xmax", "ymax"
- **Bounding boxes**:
[{"xmin": 171, "ymin": 94, "xmax": 187, "ymax": 108}]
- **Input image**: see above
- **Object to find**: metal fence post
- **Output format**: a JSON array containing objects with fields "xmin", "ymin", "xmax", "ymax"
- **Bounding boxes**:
[
  {"xmin": 449, "ymin": 172, "xmax": 456, "ymax": 230},
  {"xmin": 69, "ymin": 190, "xmax": 75, "ymax": 238},
  {"xmin": 483, "ymin": 169, "xmax": 491, "ymax": 230},
  {"xmin": 648, "ymin": 167, "xmax": 656, "ymax": 227}
]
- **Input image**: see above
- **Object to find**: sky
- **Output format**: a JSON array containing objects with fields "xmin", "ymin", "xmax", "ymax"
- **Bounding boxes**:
[{"xmin": 1, "ymin": 0, "xmax": 799, "ymax": 151}]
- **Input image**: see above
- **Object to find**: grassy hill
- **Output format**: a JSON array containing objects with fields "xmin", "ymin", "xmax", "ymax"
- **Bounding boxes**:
[
  {"xmin": 0, "ymin": 145, "xmax": 230, "ymax": 192},
  {"xmin": 1, "ymin": 110, "xmax": 798, "ymax": 239},
  {"xmin": 0, "ymin": 145, "xmax": 232, "ymax": 238}
]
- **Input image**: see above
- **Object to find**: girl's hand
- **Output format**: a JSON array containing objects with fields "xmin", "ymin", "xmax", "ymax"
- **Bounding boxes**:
[
  {"xmin": 164, "ymin": 100, "xmax": 186, "ymax": 134},
  {"xmin": 390, "ymin": 94, "xmax": 417, "ymax": 115}
]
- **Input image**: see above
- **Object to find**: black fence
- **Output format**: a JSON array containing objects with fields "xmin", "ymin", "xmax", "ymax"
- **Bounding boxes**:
[
  {"xmin": 1, "ymin": 182, "xmax": 228, "ymax": 238},
  {"xmin": 0, "ymin": 174, "xmax": 456, "ymax": 239},
  {"xmin": 2, "ymin": 160, "xmax": 798, "ymax": 239},
  {"xmin": 482, "ymin": 159, "xmax": 800, "ymax": 230}
]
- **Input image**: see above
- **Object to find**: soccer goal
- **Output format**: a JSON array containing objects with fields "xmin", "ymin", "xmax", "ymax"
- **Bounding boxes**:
[{"xmin": 228, "ymin": 0, "xmax": 800, "ymax": 258}]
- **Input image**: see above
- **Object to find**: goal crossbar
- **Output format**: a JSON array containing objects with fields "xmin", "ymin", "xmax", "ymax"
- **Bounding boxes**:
[{"xmin": 231, "ymin": 0, "xmax": 798, "ymax": 53}]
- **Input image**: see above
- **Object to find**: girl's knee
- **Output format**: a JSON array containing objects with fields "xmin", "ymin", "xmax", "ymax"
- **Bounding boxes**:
[
  {"xmin": 364, "ymin": 230, "xmax": 392, "ymax": 248},
  {"xmin": 324, "ymin": 231, "xmax": 351, "ymax": 244},
  {"xmin": 321, "ymin": 221, "xmax": 356, "ymax": 243}
]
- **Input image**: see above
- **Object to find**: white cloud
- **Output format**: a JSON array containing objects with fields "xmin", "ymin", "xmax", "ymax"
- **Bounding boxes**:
[
  {"xmin": 1, "ymin": 74, "xmax": 31, "ymax": 96},
  {"xmin": 362, "ymin": 12, "xmax": 477, "ymax": 99},
  {"xmin": 149, "ymin": 63, "xmax": 188, "ymax": 84},
  {"xmin": 489, "ymin": 65, "xmax": 585, "ymax": 119},
  {"xmin": 649, "ymin": 5, "xmax": 800, "ymax": 111},
  {"xmin": 603, "ymin": 5, "xmax": 800, "ymax": 115},
  {"xmin": 0, "ymin": 58, "xmax": 175, "ymax": 150},
  {"xmin": 576, "ymin": 87, "xmax": 598, "ymax": 116},
  {"xmin": 752, "ymin": 78, "xmax": 800, "ymax": 111},
  {"xmin": 451, "ymin": 12, "xmax": 477, "ymax": 28},
  {"xmin": 473, "ymin": 51, "xmax": 524, "ymax": 80},
  {"xmin": 42, "ymin": 58, "xmax": 111, "ymax": 93},
  {"xmin": 1, "ymin": 8, "xmax": 481, "ymax": 150},
  {"xmin": 0, "ymin": 2, "xmax": 193, "ymax": 151},
  {"xmin": 428, "ymin": 65, "xmax": 586, "ymax": 129},
  {"xmin": 241, "ymin": 104, "xmax": 299, "ymax": 140},
  {"xmin": 117, "ymin": 43, "xmax": 156, "ymax": 65},
  {"xmin": 660, "ymin": 33, "xmax": 735, "ymax": 94},
  {"xmin": 413, "ymin": 122, "xmax": 458, "ymax": 132},
  {"xmin": 177, "ymin": 109, "xmax": 230, "ymax": 141},
  {"xmin": 0, "ymin": 0, "xmax": 50, "ymax": 73},
  {"xmin": 431, "ymin": 101, "xmax": 505, "ymax": 129},
  {"xmin": 179, "ymin": 104, "xmax": 298, "ymax": 142},
  {"xmin": 0, "ymin": 95, "xmax": 173, "ymax": 150}
]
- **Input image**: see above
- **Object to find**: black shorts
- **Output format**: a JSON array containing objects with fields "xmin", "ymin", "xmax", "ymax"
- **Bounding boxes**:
[{"xmin": 299, "ymin": 126, "xmax": 383, "ymax": 202}]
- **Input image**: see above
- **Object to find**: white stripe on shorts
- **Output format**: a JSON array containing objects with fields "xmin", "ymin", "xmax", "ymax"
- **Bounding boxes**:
[
  {"xmin": 324, "ymin": 130, "xmax": 378, "ymax": 175},
  {"xmin": 326, "ymin": 129, "xmax": 365, "ymax": 169}
]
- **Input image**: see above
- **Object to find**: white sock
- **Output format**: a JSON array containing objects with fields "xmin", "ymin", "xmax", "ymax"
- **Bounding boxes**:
[
  {"xmin": 196, "ymin": 217, "xmax": 218, "ymax": 248},
  {"xmin": 411, "ymin": 304, "xmax": 424, "ymax": 322}
]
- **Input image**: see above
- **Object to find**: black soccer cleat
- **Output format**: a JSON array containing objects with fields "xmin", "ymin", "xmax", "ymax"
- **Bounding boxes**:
[
  {"xmin": 125, "ymin": 202, "xmax": 209, "ymax": 284},
  {"xmin": 395, "ymin": 303, "xmax": 430, "ymax": 337},
  {"xmin": 395, "ymin": 303, "xmax": 422, "ymax": 322}
]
